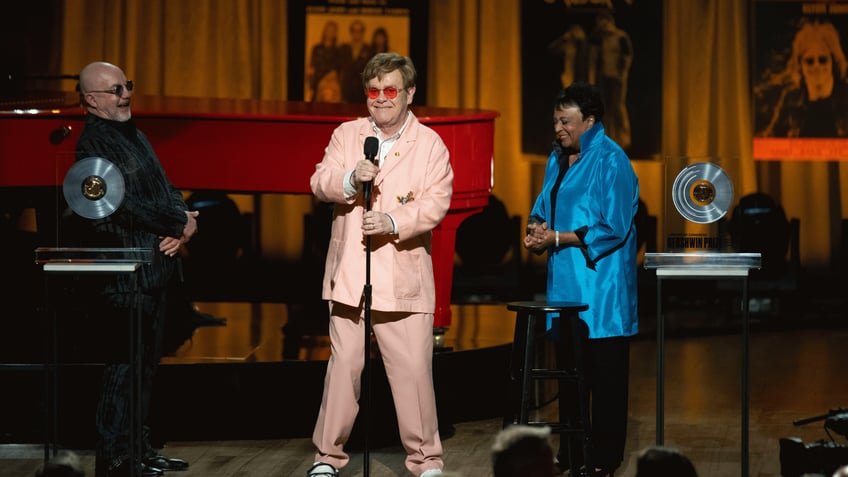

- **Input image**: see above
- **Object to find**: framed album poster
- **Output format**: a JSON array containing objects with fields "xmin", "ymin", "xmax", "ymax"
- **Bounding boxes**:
[
  {"xmin": 753, "ymin": 0, "xmax": 848, "ymax": 160},
  {"xmin": 287, "ymin": 0, "xmax": 429, "ymax": 104},
  {"xmin": 520, "ymin": 0, "xmax": 662, "ymax": 159}
]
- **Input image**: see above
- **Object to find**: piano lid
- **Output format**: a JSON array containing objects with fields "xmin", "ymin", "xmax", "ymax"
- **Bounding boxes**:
[
  {"xmin": 1, "ymin": 93, "xmax": 499, "ymax": 330},
  {"xmin": 1, "ymin": 94, "xmax": 498, "ymax": 194},
  {"xmin": 2, "ymin": 91, "xmax": 498, "ymax": 122},
  {"xmin": 0, "ymin": 74, "xmax": 80, "ymax": 111}
]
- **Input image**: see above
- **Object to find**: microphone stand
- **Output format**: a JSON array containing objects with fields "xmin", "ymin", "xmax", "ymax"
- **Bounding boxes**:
[
  {"xmin": 362, "ymin": 171, "xmax": 374, "ymax": 477},
  {"xmin": 360, "ymin": 137, "xmax": 378, "ymax": 477}
]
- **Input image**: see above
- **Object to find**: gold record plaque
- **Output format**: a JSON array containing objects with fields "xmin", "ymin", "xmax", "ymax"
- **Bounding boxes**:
[
  {"xmin": 671, "ymin": 162, "xmax": 733, "ymax": 224},
  {"xmin": 63, "ymin": 157, "xmax": 125, "ymax": 219}
]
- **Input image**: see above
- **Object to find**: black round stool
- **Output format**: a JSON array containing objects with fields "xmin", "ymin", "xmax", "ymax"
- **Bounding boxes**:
[{"xmin": 505, "ymin": 300, "xmax": 592, "ymax": 472}]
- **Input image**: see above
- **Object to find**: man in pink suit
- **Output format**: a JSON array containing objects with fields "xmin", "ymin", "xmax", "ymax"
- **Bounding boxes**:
[{"xmin": 307, "ymin": 52, "xmax": 452, "ymax": 477}]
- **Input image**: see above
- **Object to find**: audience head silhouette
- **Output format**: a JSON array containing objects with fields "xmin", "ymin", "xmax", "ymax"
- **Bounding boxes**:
[
  {"xmin": 491, "ymin": 425, "xmax": 557, "ymax": 477},
  {"xmin": 635, "ymin": 445, "xmax": 697, "ymax": 477}
]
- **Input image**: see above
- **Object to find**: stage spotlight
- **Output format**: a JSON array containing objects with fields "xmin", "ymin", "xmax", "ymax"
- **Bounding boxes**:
[
  {"xmin": 455, "ymin": 195, "xmax": 512, "ymax": 271},
  {"xmin": 184, "ymin": 190, "xmax": 246, "ymax": 262},
  {"xmin": 729, "ymin": 192, "xmax": 791, "ymax": 275}
]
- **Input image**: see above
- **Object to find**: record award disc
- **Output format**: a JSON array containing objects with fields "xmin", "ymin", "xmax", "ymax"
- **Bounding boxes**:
[
  {"xmin": 671, "ymin": 162, "xmax": 733, "ymax": 224},
  {"xmin": 63, "ymin": 156, "xmax": 125, "ymax": 219}
]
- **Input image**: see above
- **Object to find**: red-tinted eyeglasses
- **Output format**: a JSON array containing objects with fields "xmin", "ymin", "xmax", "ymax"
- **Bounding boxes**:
[{"xmin": 366, "ymin": 86, "xmax": 404, "ymax": 100}]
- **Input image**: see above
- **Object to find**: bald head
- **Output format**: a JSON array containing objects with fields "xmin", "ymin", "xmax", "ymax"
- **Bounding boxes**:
[
  {"xmin": 78, "ymin": 61, "xmax": 133, "ymax": 122},
  {"xmin": 79, "ymin": 62, "xmax": 123, "ymax": 93}
]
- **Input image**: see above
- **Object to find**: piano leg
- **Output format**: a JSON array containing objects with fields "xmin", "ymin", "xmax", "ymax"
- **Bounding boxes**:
[{"xmin": 431, "ymin": 208, "xmax": 482, "ymax": 329}]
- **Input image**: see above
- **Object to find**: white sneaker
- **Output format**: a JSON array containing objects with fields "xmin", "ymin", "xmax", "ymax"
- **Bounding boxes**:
[
  {"xmin": 307, "ymin": 462, "xmax": 339, "ymax": 477},
  {"xmin": 420, "ymin": 469, "xmax": 443, "ymax": 477}
]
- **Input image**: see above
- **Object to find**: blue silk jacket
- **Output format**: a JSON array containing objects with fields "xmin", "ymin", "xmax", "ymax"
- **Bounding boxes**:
[{"xmin": 529, "ymin": 122, "xmax": 640, "ymax": 338}]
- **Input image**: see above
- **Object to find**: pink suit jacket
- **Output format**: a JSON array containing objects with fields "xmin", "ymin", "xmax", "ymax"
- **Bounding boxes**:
[{"xmin": 309, "ymin": 112, "xmax": 454, "ymax": 314}]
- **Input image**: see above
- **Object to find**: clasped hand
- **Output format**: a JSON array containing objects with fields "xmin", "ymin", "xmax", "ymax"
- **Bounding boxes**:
[
  {"xmin": 523, "ymin": 221, "xmax": 550, "ymax": 254},
  {"xmin": 159, "ymin": 210, "xmax": 200, "ymax": 257}
]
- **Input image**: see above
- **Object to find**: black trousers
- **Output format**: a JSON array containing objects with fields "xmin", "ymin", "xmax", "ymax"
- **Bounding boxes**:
[
  {"xmin": 95, "ymin": 289, "xmax": 167, "ymax": 465},
  {"xmin": 557, "ymin": 335, "xmax": 631, "ymax": 471}
]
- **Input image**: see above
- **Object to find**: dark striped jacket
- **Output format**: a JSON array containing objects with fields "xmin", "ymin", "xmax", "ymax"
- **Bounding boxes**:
[{"xmin": 75, "ymin": 113, "xmax": 188, "ymax": 312}]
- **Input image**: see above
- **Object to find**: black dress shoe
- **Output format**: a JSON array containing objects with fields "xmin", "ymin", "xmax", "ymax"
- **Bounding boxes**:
[
  {"xmin": 573, "ymin": 466, "xmax": 615, "ymax": 477},
  {"xmin": 192, "ymin": 310, "xmax": 227, "ymax": 327},
  {"xmin": 107, "ymin": 460, "xmax": 164, "ymax": 477},
  {"xmin": 144, "ymin": 454, "xmax": 190, "ymax": 471}
]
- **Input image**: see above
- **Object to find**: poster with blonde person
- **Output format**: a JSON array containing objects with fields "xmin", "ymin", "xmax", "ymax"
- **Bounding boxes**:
[{"xmin": 753, "ymin": 1, "xmax": 848, "ymax": 159}]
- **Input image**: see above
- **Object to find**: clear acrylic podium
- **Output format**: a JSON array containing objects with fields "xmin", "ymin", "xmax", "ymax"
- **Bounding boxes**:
[
  {"xmin": 35, "ymin": 247, "xmax": 152, "ymax": 474},
  {"xmin": 644, "ymin": 252, "xmax": 761, "ymax": 477}
]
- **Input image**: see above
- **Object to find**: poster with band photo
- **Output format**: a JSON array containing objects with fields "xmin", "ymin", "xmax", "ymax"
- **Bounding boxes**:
[
  {"xmin": 520, "ymin": 0, "xmax": 661, "ymax": 159},
  {"xmin": 753, "ymin": 0, "xmax": 848, "ymax": 160},
  {"xmin": 287, "ymin": 0, "xmax": 428, "ymax": 105}
]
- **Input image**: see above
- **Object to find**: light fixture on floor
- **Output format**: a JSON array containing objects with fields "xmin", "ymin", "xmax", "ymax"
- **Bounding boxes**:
[{"xmin": 779, "ymin": 408, "xmax": 848, "ymax": 477}]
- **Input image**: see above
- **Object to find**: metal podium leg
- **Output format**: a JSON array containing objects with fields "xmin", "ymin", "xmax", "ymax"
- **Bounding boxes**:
[
  {"xmin": 656, "ymin": 278, "xmax": 664, "ymax": 445},
  {"xmin": 51, "ymin": 301, "xmax": 58, "ymax": 460},
  {"xmin": 741, "ymin": 277, "xmax": 749, "ymax": 477},
  {"xmin": 129, "ymin": 272, "xmax": 142, "ymax": 477},
  {"xmin": 43, "ymin": 272, "xmax": 56, "ymax": 462}
]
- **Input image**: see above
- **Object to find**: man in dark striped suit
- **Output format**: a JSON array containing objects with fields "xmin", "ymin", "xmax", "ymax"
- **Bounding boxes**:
[{"xmin": 76, "ymin": 61, "xmax": 197, "ymax": 477}]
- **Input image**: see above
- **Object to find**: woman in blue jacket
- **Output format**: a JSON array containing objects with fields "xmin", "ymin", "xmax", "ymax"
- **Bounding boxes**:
[{"xmin": 524, "ymin": 81, "xmax": 640, "ymax": 476}]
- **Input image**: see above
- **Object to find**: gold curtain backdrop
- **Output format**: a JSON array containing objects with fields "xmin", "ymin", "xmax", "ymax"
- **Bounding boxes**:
[
  {"xmin": 57, "ymin": 0, "xmax": 846, "ymax": 268},
  {"xmin": 660, "ymin": 0, "xmax": 759, "ymax": 252}
]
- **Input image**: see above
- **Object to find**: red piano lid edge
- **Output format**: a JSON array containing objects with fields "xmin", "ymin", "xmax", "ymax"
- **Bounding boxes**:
[
  {"xmin": 132, "ymin": 97, "xmax": 499, "ymax": 123},
  {"xmin": 2, "ymin": 95, "xmax": 499, "ymax": 123}
]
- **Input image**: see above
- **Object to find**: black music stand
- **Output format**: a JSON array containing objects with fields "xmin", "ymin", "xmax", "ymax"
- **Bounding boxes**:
[{"xmin": 36, "ymin": 247, "xmax": 152, "ymax": 476}]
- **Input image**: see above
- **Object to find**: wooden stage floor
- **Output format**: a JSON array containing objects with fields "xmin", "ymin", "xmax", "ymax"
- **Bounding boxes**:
[{"xmin": 2, "ymin": 299, "xmax": 848, "ymax": 476}]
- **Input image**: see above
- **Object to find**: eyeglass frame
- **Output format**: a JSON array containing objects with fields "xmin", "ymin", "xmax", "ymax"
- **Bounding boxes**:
[
  {"xmin": 801, "ymin": 55, "xmax": 831, "ymax": 66},
  {"xmin": 86, "ymin": 80, "xmax": 134, "ymax": 97},
  {"xmin": 365, "ymin": 86, "xmax": 405, "ymax": 100}
]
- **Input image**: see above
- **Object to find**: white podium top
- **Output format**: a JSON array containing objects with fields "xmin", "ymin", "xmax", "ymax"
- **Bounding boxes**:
[
  {"xmin": 644, "ymin": 252, "xmax": 762, "ymax": 278},
  {"xmin": 42, "ymin": 262, "xmax": 141, "ymax": 273},
  {"xmin": 35, "ymin": 247, "xmax": 152, "ymax": 274}
]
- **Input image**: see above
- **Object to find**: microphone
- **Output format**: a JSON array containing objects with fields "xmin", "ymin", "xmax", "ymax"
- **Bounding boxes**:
[{"xmin": 363, "ymin": 136, "xmax": 379, "ymax": 204}]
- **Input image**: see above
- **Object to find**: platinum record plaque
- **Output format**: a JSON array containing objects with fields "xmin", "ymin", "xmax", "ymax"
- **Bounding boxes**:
[
  {"xmin": 663, "ymin": 158, "xmax": 735, "ymax": 252},
  {"xmin": 63, "ymin": 156, "xmax": 125, "ymax": 219},
  {"xmin": 671, "ymin": 162, "xmax": 733, "ymax": 224}
]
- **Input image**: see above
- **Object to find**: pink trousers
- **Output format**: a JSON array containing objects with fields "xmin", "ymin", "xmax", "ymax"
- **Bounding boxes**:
[{"xmin": 311, "ymin": 302, "xmax": 444, "ymax": 476}]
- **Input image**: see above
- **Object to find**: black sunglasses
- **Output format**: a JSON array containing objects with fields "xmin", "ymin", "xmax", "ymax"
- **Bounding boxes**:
[
  {"xmin": 87, "ymin": 80, "xmax": 134, "ymax": 97},
  {"xmin": 802, "ymin": 56, "xmax": 830, "ymax": 66}
]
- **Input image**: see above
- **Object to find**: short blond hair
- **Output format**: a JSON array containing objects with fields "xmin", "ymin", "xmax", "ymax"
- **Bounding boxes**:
[{"xmin": 361, "ymin": 52, "xmax": 417, "ymax": 90}]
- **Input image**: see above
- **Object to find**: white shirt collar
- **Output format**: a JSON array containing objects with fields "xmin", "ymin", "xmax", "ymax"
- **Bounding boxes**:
[{"xmin": 371, "ymin": 111, "xmax": 411, "ymax": 141}]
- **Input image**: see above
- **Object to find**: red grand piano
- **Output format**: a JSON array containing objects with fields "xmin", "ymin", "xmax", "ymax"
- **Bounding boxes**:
[{"xmin": 0, "ymin": 93, "xmax": 498, "ymax": 328}]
